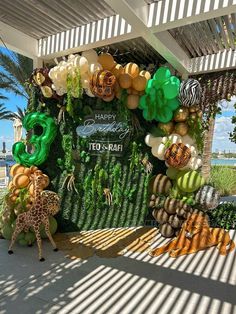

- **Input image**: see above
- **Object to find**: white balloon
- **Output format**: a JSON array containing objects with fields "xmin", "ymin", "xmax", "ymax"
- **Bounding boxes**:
[
  {"xmin": 189, "ymin": 157, "xmax": 202, "ymax": 170},
  {"xmin": 73, "ymin": 55, "xmax": 81, "ymax": 67},
  {"xmin": 182, "ymin": 134, "xmax": 195, "ymax": 146},
  {"xmin": 82, "ymin": 49, "xmax": 98, "ymax": 63},
  {"xmin": 168, "ymin": 133, "xmax": 182, "ymax": 144},
  {"xmin": 181, "ymin": 156, "xmax": 202, "ymax": 170},
  {"xmin": 145, "ymin": 134, "xmax": 154, "ymax": 147},
  {"xmin": 151, "ymin": 143, "xmax": 166, "ymax": 160},
  {"xmin": 79, "ymin": 57, "xmax": 89, "ymax": 74},
  {"xmin": 161, "ymin": 136, "xmax": 169, "ymax": 144},
  {"xmin": 85, "ymin": 88, "xmax": 95, "ymax": 97},
  {"xmin": 68, "ymin": 54, "xmax": 76, "ymax": 60},
  {"xmin": 82, "ymin": 79, "xmax": 90, "ymax": 89},
  {"xmin": 49, "ymin": 69, "xmax": 55, "ymax": 80},
  {"xmin": 89, "ymin": 62, "xmax": 102, "ymax": 74},
  {"xmin": 57, "ymin": 88, "xmax": 66, "ymax": 96}
]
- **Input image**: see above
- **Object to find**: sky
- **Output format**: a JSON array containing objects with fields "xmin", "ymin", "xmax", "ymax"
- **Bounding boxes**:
[
  {"xmin": 0, "ymin": 47, "xmax": 236, "ymax": 153},
  {"xmin": 212, "ymin": 97, "xmax": 236, "ymax": 153}
]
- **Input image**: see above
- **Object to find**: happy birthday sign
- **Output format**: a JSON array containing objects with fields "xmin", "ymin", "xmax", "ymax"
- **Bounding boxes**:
[{"xmin": 76, "ymin": 111, "xmax": 131, "ymax": 156}]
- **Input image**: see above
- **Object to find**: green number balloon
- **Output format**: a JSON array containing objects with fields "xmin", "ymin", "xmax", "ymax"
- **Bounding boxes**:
[{"xmin": 12, "ymin": 112, "xmax": 57, "ymax": 166}]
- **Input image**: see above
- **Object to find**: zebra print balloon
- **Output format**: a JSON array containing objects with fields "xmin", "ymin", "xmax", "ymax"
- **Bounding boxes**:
[
  {"xmin": 195, "ymin": 185, "xmax": 220, "ymax": 210},
  {"xmin": 180, "ymin": 79, "xmax": 202, "ymax": 107}
]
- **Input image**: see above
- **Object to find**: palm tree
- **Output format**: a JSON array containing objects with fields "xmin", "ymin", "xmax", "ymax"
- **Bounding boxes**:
[
  {"xmin": 201, "ymin": 117, "xmax": 215, "ymax": 181},
  {"xmin": 0, "ymin": 50, "xmax": 33, "ymax": 99},
  {"xmin": 9, "ymin": 106, "xmax": 26, "ymax": 122},
  {"xmin": 0, "ymin": 103, "xmax": 12, "ymax": 120}
]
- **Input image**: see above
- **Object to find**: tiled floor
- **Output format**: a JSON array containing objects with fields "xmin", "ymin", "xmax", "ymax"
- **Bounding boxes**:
[{"xmin": 0, "ymin": 230, "xmax": 235, "ymax": 314}]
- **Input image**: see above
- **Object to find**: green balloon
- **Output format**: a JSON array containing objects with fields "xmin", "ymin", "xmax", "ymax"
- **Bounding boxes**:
[
  {"xmin": 17, "ymin": 232, "xmax": 25, "ymax": 241},
  {"xmin": 166, "ymin": 167, "xmax": 180, "ymax": 180},
  {"xmin": 162, "ymin": 81, "xmax": 179, "ymax": 100},
  {"xmin": 177, "ymin": 170, "xmax": 205, "ymax": 193},
  {"xmin": 157, "ymin": 106, "xmax": 173, "ymax": 123},
  {"xmin": 2, "ymin": 224, "xmax": 13, "ymax": 240},
  {"xmin": 25, "ymin": 231, "xmax": 36, "ymax": 244},
  {"xmin": 167, "ymin": 98, "xmax": 180, "ymax": 110},
  {"xmin": 18, "ymin": 239, "xmax": 28, "ymax": 246},
  {"xmin": 145, "ymin": 79, "xmax": 155, "ymax": 93},
  {"xmin": 40, "ymin": 216, "xmax": 58, "ymax": 239},
  {"xmin": 153, "ymin": 67, "xmax": 171, "ymax": 84},
  {"xmin": 139, "ymin": 95, "xmax": 147, "ymax": 109},
  {"xmin": 12, "ymin": 112, "xmax": 57, "ymax": 166}
]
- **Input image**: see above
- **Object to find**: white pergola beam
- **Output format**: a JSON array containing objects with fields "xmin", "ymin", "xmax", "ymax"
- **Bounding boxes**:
[
  {"xmin": 105, "ymin": 0, "xmax": 190, "ymax": 75},
  {"xmin": 148, "ymin": 0, "xmax": 236, "ymax": 33},
  {"xmin": 189, "ymin": 49, "xmax": 236, "ymax": 74},
  {"xmin": 38, "ymin": 15, "xmax": 139, "ymax": 59},
  {"xmin": 0, "ymin": 21, "xmax": 42, "ymax": 67}
]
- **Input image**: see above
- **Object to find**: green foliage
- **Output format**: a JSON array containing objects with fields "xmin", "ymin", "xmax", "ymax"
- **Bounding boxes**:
[
  {"xmin": 112, "ymin": 163, "xmax": 122, "ymax": 205},
  {"xmin": 66, "ymin": 74, "xmax": 73, "ymax": 117},
  {"xmin": 187, "ymin": 117, "xmax": 204, "ymax": 152},
  {"xmin": 209, "ymin": 166, "xmax": 236, "ymax": 196},
  {"xmin": 129, "ymin": 141, "xmax": 141, "ymax": 172},
  {"xmin": 230, "ymin": 102, "xmax": 236, "ymax": 143},
  {"xmin": 0, "ymin": 188, "xmax": 8, "ymax": 214},
  {"xmin": 208, "ymin": 202, "xmax": 236, "ymax": 230},
  {"xmin": 58, "ymin": 134, "xmax": 74, "ymax": 173},
  {"xmin": 84, "ymin": 170, "xmax": 93, "ymax": 211},
  {"xmin": 0, "ymin": 51, "xmax": 33, "ymax": 98},
  {"xmin": 15, "ymin": 188, "xmax": 29, "ymax": 212}
]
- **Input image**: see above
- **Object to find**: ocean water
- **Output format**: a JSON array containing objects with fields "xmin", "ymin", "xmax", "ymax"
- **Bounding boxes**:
[{"xmin": 211, "ymin": 158, "xmax": 236, "ymax": 166}]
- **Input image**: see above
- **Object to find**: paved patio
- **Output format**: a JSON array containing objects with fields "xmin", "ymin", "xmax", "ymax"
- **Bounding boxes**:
[{"xmin": 0, "ymin": 230, "xmax": 236, "ymax": 314}]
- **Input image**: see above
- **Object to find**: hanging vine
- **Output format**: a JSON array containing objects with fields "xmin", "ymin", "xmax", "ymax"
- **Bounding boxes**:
[
  {"xmin": 111, "ymin": 163, "xmax": 122, "ymax": 206},
  {"xmin": 129, "ymin": 141, "xmax": 142, "ymax": 172}
]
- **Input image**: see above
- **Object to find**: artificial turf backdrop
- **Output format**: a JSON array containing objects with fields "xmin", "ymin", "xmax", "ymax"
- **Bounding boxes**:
[{"xmin": 29, "ymin": 88, "xmax": 166, "ymax": 232}]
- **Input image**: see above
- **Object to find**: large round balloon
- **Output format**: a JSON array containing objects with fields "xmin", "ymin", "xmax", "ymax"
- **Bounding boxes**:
[
  {"xmin": 195, "ymin": 185, "xmax": 220, "ymax": 210},
  {"xmin": 12, "ymin": 112, "xmax": 57, "ymax": 166},
  {"xmin": 90, "ymin": 70, "xmax": 116, "ymax": 98},
  {"xmin": 176, "ymin": 170, "xmax": 205, "ymax": 193},
  {"xmin": 179, "ymin": 79, "xmax": 202, "ymax": 107}
]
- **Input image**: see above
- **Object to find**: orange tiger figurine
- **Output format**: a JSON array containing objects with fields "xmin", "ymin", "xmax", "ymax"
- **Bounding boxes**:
[{"xmin": 150, "ymin": 212, "xmax": 235, "ymax": 258}]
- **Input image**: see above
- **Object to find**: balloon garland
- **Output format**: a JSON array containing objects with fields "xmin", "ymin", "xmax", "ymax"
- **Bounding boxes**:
[
  {"xmin": 12, "ymin": 112, "xmax": 57, "ymax": 166},
  {"xmin": 0, "ymin": 47, "xmax": 222, "ymax": 246}
]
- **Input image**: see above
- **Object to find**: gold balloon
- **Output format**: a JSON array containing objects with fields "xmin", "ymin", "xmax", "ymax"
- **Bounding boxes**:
[
  {"xmin": 158, "ymin": 121, "xmax": 174, "ymax": 135},
  {"xmin": 189, "ymin": 113, "xmax": 198, "ymax": 121},
  {"xmin": 189, "ymin": 105, "xmax": 198, "ymax": 113},
  {"xmin": 174, "ymin": 107, "xmax": 189, "ymax": 122},
  {"xmin": 174, "ymin": 122, "xmax": 189, "ymax": 136},
  {"xmin": 197, "ymin": 110, "xmax": 203, "ymax": 119}
]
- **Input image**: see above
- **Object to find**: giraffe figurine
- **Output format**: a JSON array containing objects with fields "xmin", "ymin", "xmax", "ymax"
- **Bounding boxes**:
[{"xmin": 8, "ymin": 171, "xmax": 60, "ymax": 261}]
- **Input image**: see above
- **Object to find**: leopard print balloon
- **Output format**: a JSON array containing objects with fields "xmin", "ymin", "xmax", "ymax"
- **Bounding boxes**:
[
  {"xmin": 90, "ymin": 70, "xmax": 116, "ymax": 98},
  {"xmin": 165, "ymin": 143, "xmax": 191, "ymax": 168}
]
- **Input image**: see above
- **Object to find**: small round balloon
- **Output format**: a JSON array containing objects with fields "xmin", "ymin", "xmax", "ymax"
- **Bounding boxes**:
[
  {"xmin": 195, "ymin": 185, "xmax": 220, "ymax": 210},
  {"xmin": 179, "ymin": 79, "xmax": 202, "ymax": 107}
]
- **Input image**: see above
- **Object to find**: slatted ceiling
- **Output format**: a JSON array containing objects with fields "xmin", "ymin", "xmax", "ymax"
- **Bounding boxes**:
[
  {"xmin": 169, "ymin": 14, "xmax": 236, "ymax": 58},
  {"xmin": 208, "ymin": 19, "xmax": 224, "ymax": 51},
  {"xmin": 0, "ymin": 0, "xmax": 115, "ymax": 39},
  {"xmin": 98, "ymin": 37, "xmax": 164, "ymax": 66},
  {"xmin": 223, "ymin": 15, "xmax": 235, "ymax": 49},
  {"xmin": 202, "ymin": 20, "xmax": 219, "ymax": 54}
]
